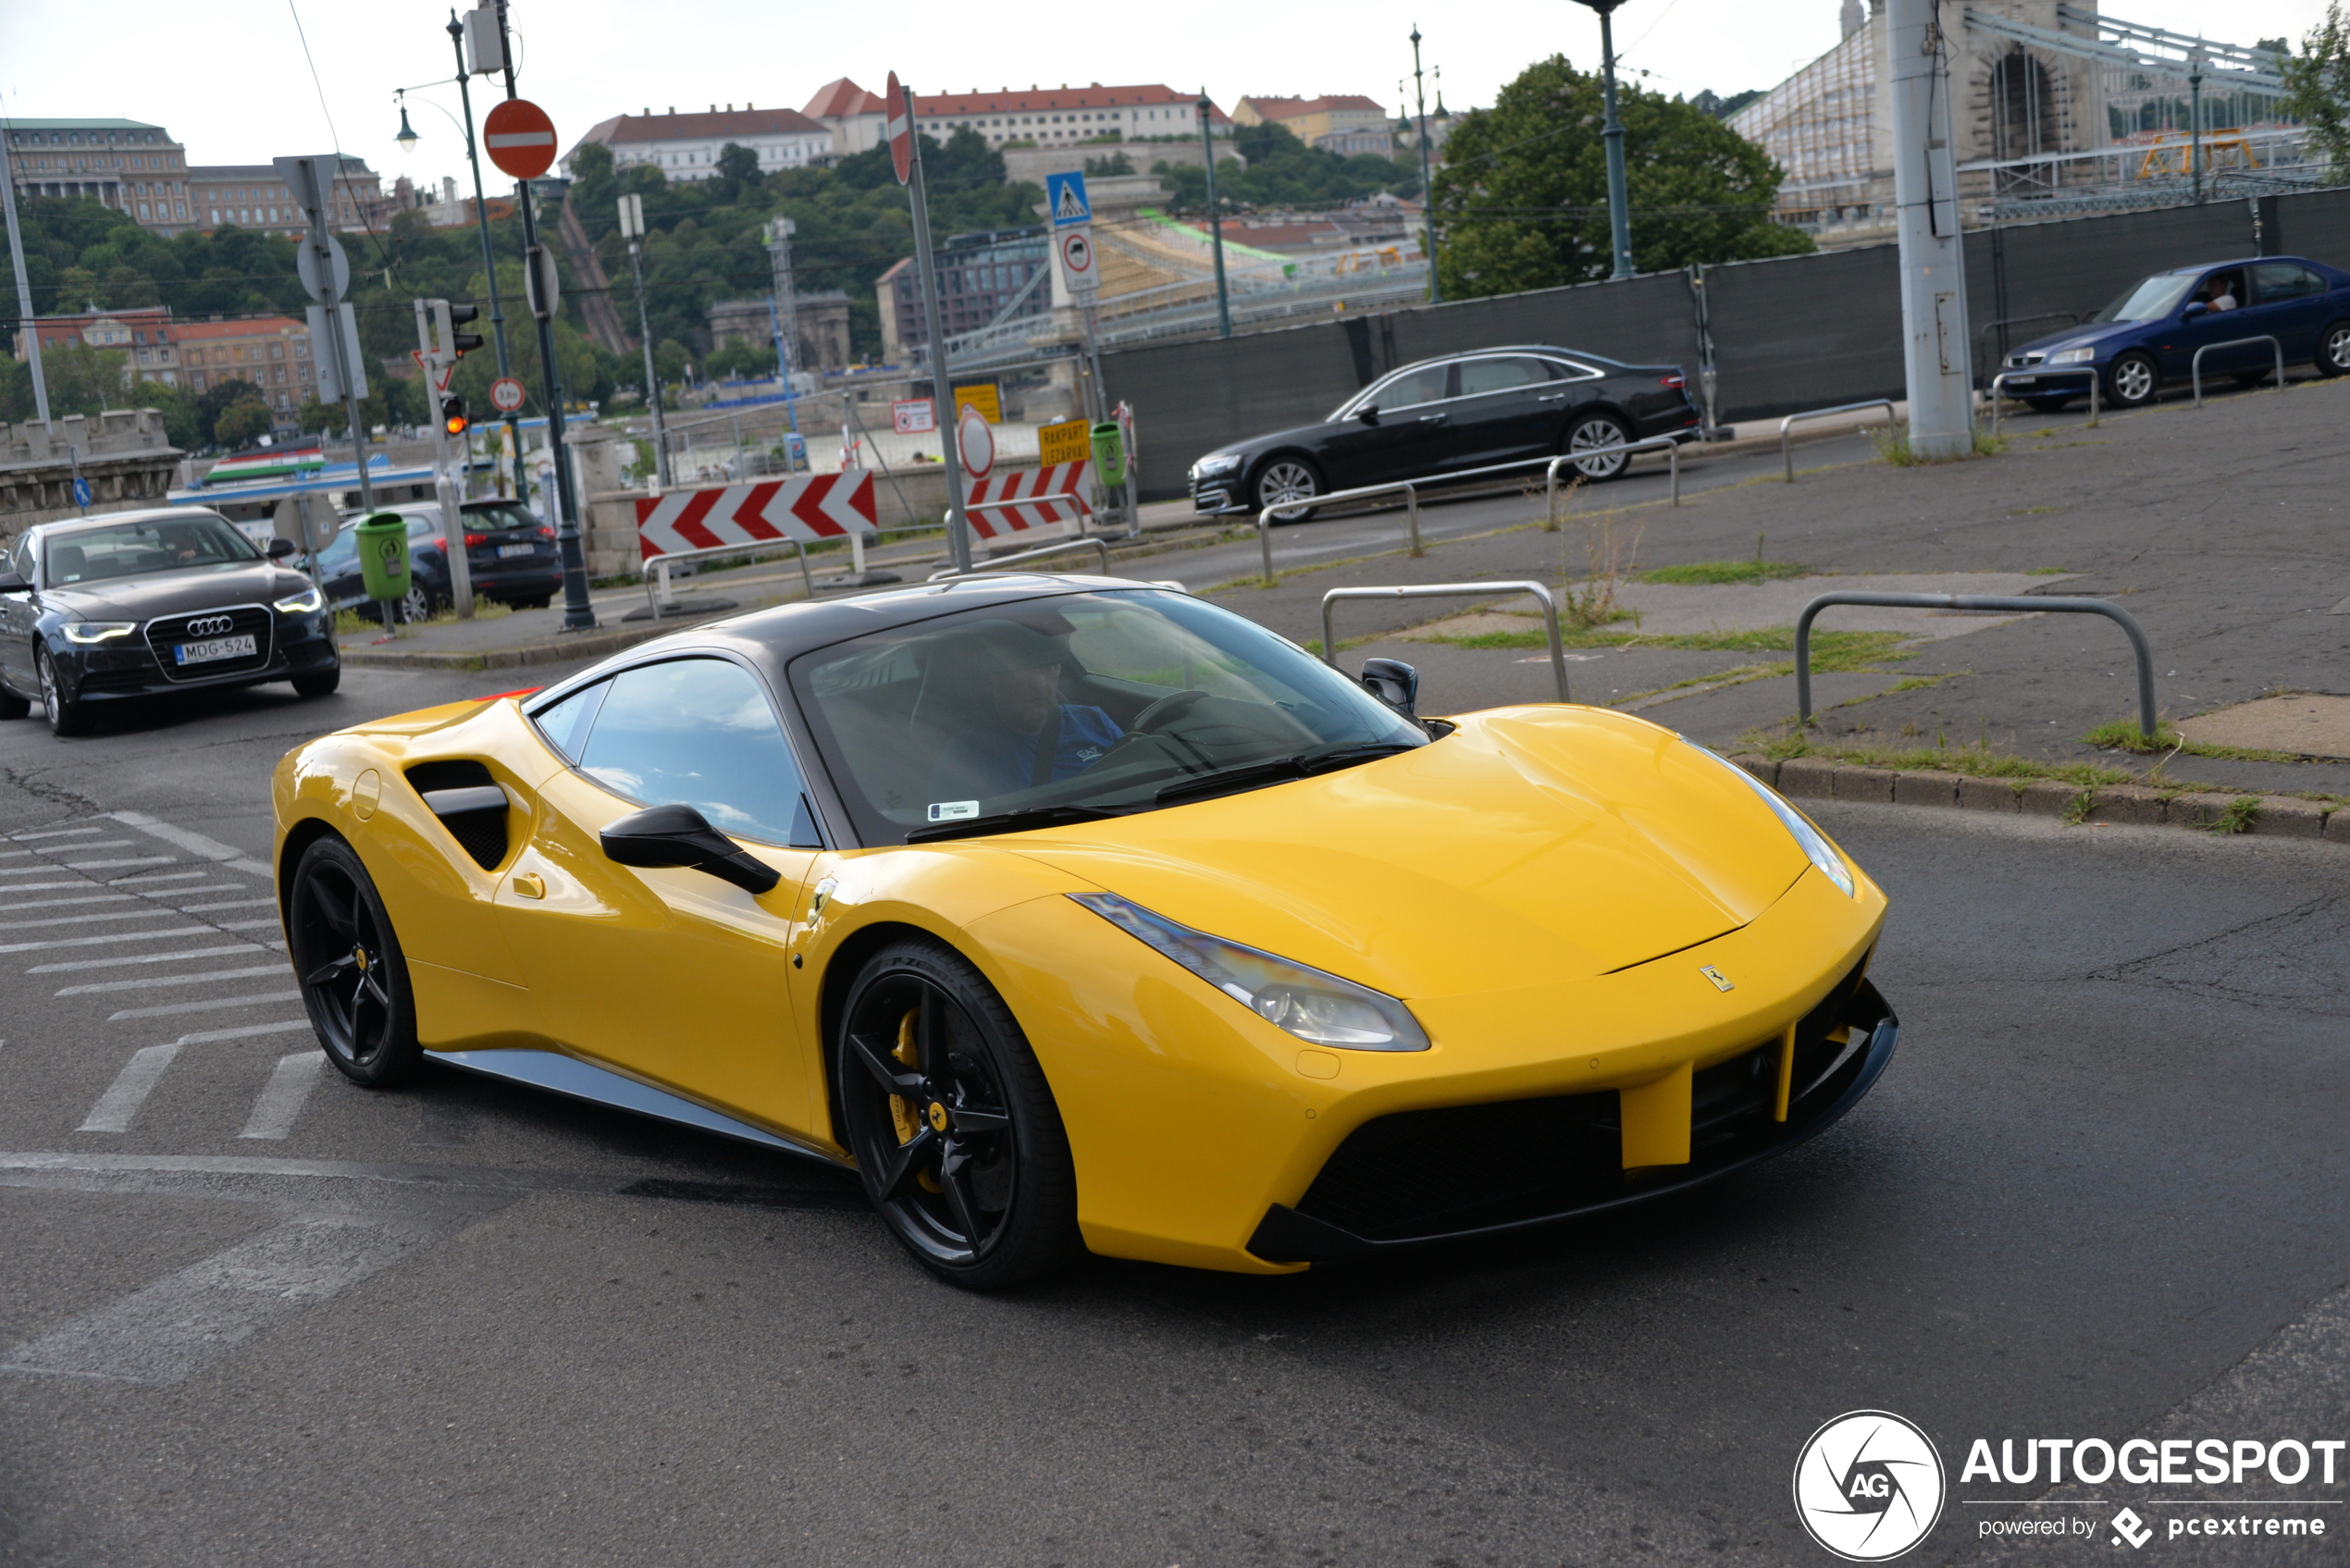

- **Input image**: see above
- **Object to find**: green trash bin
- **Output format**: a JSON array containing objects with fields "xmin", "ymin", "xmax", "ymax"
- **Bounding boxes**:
[
  {"xmin": 1090, "ymin": 421, "xmax": 1127, "ymax": 488},
  {"xmin": 353, "ymin": 512, "xmax": 411, "ymax": 602}
]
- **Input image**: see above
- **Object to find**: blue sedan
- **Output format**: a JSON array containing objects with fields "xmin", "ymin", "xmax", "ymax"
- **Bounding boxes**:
[{"xmin": 1998, "ymin": 255, "xmax": 2350, "ymax": 411}]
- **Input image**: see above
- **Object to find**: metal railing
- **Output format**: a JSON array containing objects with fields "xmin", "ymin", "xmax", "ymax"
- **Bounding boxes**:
[
  {"xmin": 1321, "ymin": 582, "xmax": 1571, "ymax": 704},
  {"xmin": 1988, "ymin": 366, "xmax": 2100, "ymax": 435},
  {"xmin": 1544, "ymin": 438, "xmax": 1681, "ymax": 525},
  {"xmin": 1254, "ymin": 438, "xmax": 1688, "ymax": 585},
  {"xmin": 1794, "ymin": 591, "xmax": 2157, "ymax": 741},
  {"xmin": 2191, "ymin": 334, "xmax": 2285, "ymax": 407},
  {"xmin": 1780, "ymin": 400, "xmax": 1899, "ymax": 481},
  {"xmin": 927, "ymin": 536, "xmax": 1111, "ymax": 581}
]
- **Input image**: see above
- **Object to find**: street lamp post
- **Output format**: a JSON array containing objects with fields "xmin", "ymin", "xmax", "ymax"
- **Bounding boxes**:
[
  {"xmin": 2188, "ymin": 47, "xmax": 2207, "ymax": 203},
  {"xmin": 1196, "ymin": 93, "xmax": 1231, "ymax": 339},
  {"xmin": 442, "ymin": 13, "xmax": 527, "ymax": 500},
  {"xmin": 1569, "ymin": 0, "xmax": 1636, "ymax": 280},
  {"xmin": 1410, "ymin": 26, "xmax": 1441, "ymax": 302}
]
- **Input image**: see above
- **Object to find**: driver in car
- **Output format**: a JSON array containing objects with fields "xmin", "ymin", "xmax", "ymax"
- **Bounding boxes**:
[{"xmin": 927, "ymin": 624, "xmax": 1124, "ymax": 802}]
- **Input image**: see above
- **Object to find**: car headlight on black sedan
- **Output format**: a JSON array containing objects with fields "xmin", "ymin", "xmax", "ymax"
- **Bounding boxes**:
[
  {"xmin": 1191, "ymin": 453, "xmax": 1243, "ymax": 479},
  {"xmin": 1073, "ymin": 891, "xmax": 1429, "ymax": 1050},
  {"xmin": 273, "ymin": 585, "xmax": 326, "ymax": 614},
  {"xmin": 62, "ymin": 622, "xmax": 137, "ymax": 645}
]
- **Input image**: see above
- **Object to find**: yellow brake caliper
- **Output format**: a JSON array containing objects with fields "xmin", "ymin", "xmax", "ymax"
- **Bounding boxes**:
[{"xmin": 888, "ymin": 1008, "xmax": 920, "ymax": 1144}]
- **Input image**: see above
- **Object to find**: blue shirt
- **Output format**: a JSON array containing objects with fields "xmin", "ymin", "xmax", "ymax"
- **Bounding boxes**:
[{"xmin": 928, "ymin": 704, "xmax": 1125, "ymax": 805}]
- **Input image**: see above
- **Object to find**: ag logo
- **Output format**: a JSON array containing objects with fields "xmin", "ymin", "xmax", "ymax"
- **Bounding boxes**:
[{"xmin": 1792, "ymin": 1410, "xmax": 1945, "ymax": 1561}]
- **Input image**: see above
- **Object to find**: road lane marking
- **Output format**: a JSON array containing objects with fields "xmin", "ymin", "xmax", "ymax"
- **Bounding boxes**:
[
  {"xmin": 0, "ymin": 894, "xmax": 134, "ymax": 912},
  {"xmin": 79, "ymin": 1043, "xmax": 183, "ymax": 1132},
  {"xmin": 0, "ymin": 928, "xmax": 210, "ymax": 955},
  {"xmin": 6, "ymin": 825, "xmax": 105, "ymax": 841},
  {"xmin": 0, "ymin": 908, "xmax": 204, "ymax": 932},
  {"xmin": 107, "ymin": 870, "xmax": 211, "ymax": 886},
  {"xmin": 108, "ymin": 990, "xmax": 301, "ymax": 1021},
  {"xmin": 172, "ymin": 897, "xmax": 276, "ymax": 913},
  {"xmin": 0, "ymin": 1213, "xmax": 432, "ymax": 1386},
  {"xmin": 0, "ymin": 880, "xmax": 124, "ymax": 894},
  {"xmin": 109, "ymin": 811, "xmax": 273, "ymax": 878},
  {"xmin": 14, "ymin": 840, "xmax": 134, "ymax": 856},
  {"xmin": 238, "ymin": 1053, "xmax": 327, "ymax": 1140},
  {"xmin": 56, "ymin": 857, "xmax": 178, "ymax": 872},
  {"xmin": 215, "ymin": 919, "xmax": 284, "ymax": 932},
  {"xmin": 30, "ymin": 943, "xmax": 272, "ymax": 973},
  {"xmin": 148, "ymin": 885, "xmax": 252, "ymax": 900},
  {"xmin": 56, "ymin": 964, "xmax": 289, "ymax": 996},
  {"xmin": 175, "ymin": 1020, "xmax": 315, "ymax": 1044}
]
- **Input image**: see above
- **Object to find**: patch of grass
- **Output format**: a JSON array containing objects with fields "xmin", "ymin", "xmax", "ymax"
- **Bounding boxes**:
[
  {"xmin": 2209, "ymin": 796, "xmax": 2262, "ymax": 835},
  {"xmin": 2060, "ymin": 788, "xmax": 2096, "ymax": 826},
  {"xmin": 332, "ymin": 599, "xmax": 513, "ymax": 638},
  {"xmin": 2080, "ymin": 716, "xmax": 2300, "ymax": 765},
  {"xmin": 1430, "ymin": 624, "xmax": 1911, "ymax": 672},
  {"xmin": 1874, "ymin": 426, "xmax": 2008, "ymax": 465},
  {"xmin": 1637, "ymin": 560, "xmax": 1810, "ymax": 586},
  {"xmin": 1743, "ymin": 729, "xmax": 2136, "ymax": 788}
]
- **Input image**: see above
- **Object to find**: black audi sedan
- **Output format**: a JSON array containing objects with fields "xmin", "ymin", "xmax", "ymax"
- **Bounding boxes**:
[
  {"xmin": 0, "ymin": 507, "xmax": 340, "ymax": 736},
  {"xmin": 1187, "ymin": 345, "xmax": 1702, "ymax": 517},
  {"xmin": 318, "ymin": 499, "xmax": 563, "ymax": 623}
]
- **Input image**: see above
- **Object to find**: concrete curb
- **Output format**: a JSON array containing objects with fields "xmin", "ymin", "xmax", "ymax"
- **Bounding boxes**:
[
  {"xmin": 1729, "ymin": 755, "xmax": 2341, "ymax": 842},
  {"xmin": 334, "ymin": 615, "xmax": 714, "ymax": 673}
]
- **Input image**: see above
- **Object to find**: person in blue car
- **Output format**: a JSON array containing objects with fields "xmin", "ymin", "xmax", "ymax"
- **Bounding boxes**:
[{"xmin": 927, "ymin": 623, "xmax": 1123, "ymax": 803}]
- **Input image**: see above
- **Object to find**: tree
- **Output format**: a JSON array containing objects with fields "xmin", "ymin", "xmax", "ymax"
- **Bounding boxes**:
[
  {"xmin": 196, "ymin": 378, "xmax": 265, "ymax": 443},
  {"xmin": 213, "ymin": 397, "xmax": 274, "ymax": 448},
  {"xmin": 1431, "ymin": 55, "xmax": 1812, "ymax": 300},
  {"xmin": 2284, "ymin": 6, "xmax": 2350, "ymax": 169}
]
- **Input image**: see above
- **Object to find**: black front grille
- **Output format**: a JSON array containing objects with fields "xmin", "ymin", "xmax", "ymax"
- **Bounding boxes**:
[
  {"xmin": 143, "ymin": 604, "xmax": 273, "ymax": 683},
  {"xmin": 74, "ymin": 667, "xmax": 153, "ymax": 695},
  {"xmin": 1292, "ymin": 951, "xmax": 1876, "ymax": 1244}
]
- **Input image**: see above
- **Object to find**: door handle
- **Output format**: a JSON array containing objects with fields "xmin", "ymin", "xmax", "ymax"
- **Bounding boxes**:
[
  {"xmin": 512, "ymin": 871, "xmax": 546, "ymax": 899},
  {"xmin": 1416, "ymin": 414, "xmax": 1448, "ymax": 424},
  {"xmin": 1537, "ymin": 393, "xmax": 1567, "ymax": 402}
]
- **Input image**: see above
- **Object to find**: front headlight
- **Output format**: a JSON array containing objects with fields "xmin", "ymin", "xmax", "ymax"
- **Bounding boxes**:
[
  {"xmin": 1192, "ymin": 452, "xmax": 1243, "ymax": 478},
  {"xmin": 273, "ymin": 585, "xmax": 326, "ymax": 614},
  {"xmin": 1071, "ymin": 891, "xmax": 1430, "ymax": 1051},
  {"xmin": 1694, "ymin": 747, "xmax": 1855, "ymax": 897},
  {"xmin": 2048, "ymin": 347, "xmax": 2096, "ymax": 364},
  {"xmin": 62, "ymin": 622, "xmax": 136, "ymax": 644}
]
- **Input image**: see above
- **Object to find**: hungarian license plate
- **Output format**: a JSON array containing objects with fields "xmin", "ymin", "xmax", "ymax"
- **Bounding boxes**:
[
  {"xmin": 174, "ymin": 634, "xmax": 256, "ymax": 666},
  {"xmin": 497, "ymin": 544, "xmax": 534, "ymax": 558}
]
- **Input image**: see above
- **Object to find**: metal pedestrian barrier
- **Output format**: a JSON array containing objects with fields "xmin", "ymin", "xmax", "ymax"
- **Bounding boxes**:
[
  {"xmin": 1543, "ymin": 438, "xmax": 1681, "ymax": 526},
  {"xmin": 645, "ymin": 536, "xmax": 818, "ymax": 617},
  {"xmin": 1319, "ymin": 582, "xmax": 1571, "ymax": 704},
  {"xmin": 1793, "ymin": 591, "xmax": 2157, "ymax": 742},
  {"xmin": 927, "ymin": 535, "xmax": 1110, "ymax": 581},
  {"xmin": 1988, "ymin": 367, "xmax": 2100, "ymax": 436},
  {"xmin": 1780, "ymin": 400, "xmax": 1898, "ymax": 481},
  {"xmin": 2191, "ymin": 335, "xmax": 2285, "ymax": 408}
]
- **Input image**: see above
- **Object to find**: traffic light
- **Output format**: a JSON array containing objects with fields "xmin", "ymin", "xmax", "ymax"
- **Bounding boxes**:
[
  {"xmin": 447, "ymin": 302, "xmax": 484, "ymax": 357},
  {"xmin": 440, "ymin": 394, "xmax": 470, "ymax": 438}
]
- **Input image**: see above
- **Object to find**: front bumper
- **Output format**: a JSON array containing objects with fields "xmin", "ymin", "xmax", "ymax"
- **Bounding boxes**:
[
  {"xmin": 64, "ymin": 618, "xmax": 339, "ymax": 704},
  {"xmin": 1189, "ymin": 468, "xmax": 1247, "ymax": 515},
  {"xmin": 1246, "ymin": 974, "xmax": 1897, "ymax": 1262}
]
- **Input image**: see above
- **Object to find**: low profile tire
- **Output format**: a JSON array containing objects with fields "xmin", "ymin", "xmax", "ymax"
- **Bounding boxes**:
[
  {"xmin": 35, "ymin": 646, "xmax": 92, "ymax": 737},
  {"xmin": 2107, "ymin": 351, "xmax": 2160, "ymax": 408},
  {"xmin": 834, "ymin": 936, "xmax": 1080, "ymax": 1290},
  {"xmin": 1252, "ymin": 456, "xmax": 1322, "ymax": 524},
  {"xmin": 1564, "ymin": 411, "xmax": 1634, "ymax": 479},
  {"xmin": 2022, "ymin": 394, "xmax": 2073, "ymax": 414},
  {"xmin": 291, "ymin": 666, "xmax": 341, "ymax": 698},
  {"xmin": 288, "ymin": 836, "xmax": 422, "ymax": 1088},
  {"xmin": 2317, "ymin": 319, "xmax": 2350, "ymax": 378}
]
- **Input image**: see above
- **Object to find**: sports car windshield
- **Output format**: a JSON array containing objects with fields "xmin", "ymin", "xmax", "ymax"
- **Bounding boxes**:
[
  {"xmin": 2092, "ymin": 272, "xmax": 2198, "ymax": 323},
  {"xmin": 791, "ymin": 588, "xmax": 1428, "ymax": 843},
  {"xmin": 43, "ymin": 513, "xmax": 259, "ymax": 586}
]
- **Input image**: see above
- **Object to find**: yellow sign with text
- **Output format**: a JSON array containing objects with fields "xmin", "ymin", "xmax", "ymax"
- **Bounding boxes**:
[
  {"xmin": 1037, "ymin": 418, "xmax": 1092, "ymax": 466},
  {"xmin": 952, "ymin": 383, "xmax": 1001, "ymax": 425}
]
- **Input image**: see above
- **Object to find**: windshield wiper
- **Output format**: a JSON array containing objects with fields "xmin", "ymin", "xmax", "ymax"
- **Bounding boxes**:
[
  {"xmin": 903, "ymin": 804, "xmax": 1124, "ymax": 845},
  {"xmin": 1153, "ymin": 742, "xmax": 1418, "ymax": 806}
]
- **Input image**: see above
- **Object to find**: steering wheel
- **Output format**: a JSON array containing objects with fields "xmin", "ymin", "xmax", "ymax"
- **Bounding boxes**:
[{"xmin": 1131, "ymin": 688, "xmax": 1210, "ymax": 734}]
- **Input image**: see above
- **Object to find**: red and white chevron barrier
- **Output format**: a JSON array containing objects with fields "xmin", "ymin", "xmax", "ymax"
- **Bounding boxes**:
[
  {"xmin": 634, "ymin": 470, "xmax": 878, "ymax": 560},
  {"xmin": 967, "ymin": 462, "xmax": 1092, "ymax": 540}
]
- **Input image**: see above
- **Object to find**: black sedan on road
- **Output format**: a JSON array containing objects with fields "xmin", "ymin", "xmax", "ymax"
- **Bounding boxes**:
[
  {"xmin": 0, "ymin": 507, "xmax": 340, "ymax": 736},
  {"xmin": 1998, "ymin": 254, "xmax": 2350, "ymax": 410},
  {"xmin": 1187, "ymin": 345, "xmax": 1702, "ymax": 517},
  {"xmin": 318, "ymin": 499, "xmax": 562, "ymax": 623}
]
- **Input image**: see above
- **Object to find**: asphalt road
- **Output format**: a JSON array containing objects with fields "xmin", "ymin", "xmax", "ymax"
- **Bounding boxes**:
[{"xmin": 1, "ymin": 666, "xmax": 2344, "ymax": 1565}]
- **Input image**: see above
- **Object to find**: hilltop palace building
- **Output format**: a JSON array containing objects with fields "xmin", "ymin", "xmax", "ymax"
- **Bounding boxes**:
[{"xmin": 1733, "ymin": 1, "xmax": 2300, "ymax": 248}]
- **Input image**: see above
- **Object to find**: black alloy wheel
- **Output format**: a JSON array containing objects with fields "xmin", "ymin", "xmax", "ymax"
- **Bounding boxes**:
[
  {"xmin": 2318, "ymin": 320, "xmax": 2350, "ymax": 378},
  {"xmin": 288, "ymin": 836, "xmax": 421, "ymax": 1087},
  {"xmin": 2107, "ymin": 351, "xmax": 2160, "ymax": 409},
  {"xmin": 1253, "ymin": 457, "xmax": 1322, "ymax": 523},
  {"xmin": 35, "ymin": 646, "xmax": 92, "ymax": 736},
  {"xmin": 1565, "ymin": 412, "xmax": 1634, "ymax": 480},
  {"xmin": 834, "ymin": 937, "xmax": 1079, "ymax": 1289}
]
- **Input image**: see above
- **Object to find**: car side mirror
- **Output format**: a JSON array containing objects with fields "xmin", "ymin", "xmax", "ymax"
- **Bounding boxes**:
[
  {"xmin": 600, "ymin": 802, "xmax": 782, "ymax": 895},
  {"xmin": 1359, "ymin": 657, "xmax": 1418, "ymax": 719},
  {"xmin": 0, "ymin": 569, "xmax": 26, "ymax": 594},
  {"xmin": 266, "ymin": 537, "xmax": 296, "ymax": 560},
  {"xmin": 2183, "ymin": 301, "xmax": 2209, "ymax": 319},
  {"xmin": 1354, "ymin": 404, "xmax": 1379, "ymax": 426}
]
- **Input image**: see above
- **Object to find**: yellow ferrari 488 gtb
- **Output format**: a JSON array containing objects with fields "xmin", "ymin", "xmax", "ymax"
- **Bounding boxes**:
[{"xmin": 271, "ymin": 574, "xmax": 1894, "ymax": 1288}]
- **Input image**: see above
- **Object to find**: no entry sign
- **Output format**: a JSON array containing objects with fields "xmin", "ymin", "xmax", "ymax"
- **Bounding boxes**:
[
  {"xmin": 483, "ymin": 98, "xmax": 558, "ymax": 180},
  {"xmin": 886, "ymin": 72, "xmax": 912, "ymax": 186}
]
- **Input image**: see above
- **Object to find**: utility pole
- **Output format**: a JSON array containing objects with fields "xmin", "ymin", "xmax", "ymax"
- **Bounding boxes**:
[
  {"xmin": 1887, "ymin": 0, "xmax": 1973, "ymax": 460},
  {"xmin": 1409, "ymin": 29, "xmax": 1442, "ymax": 300},
  {"xmin": 490, "ymin": 0, "xmax": 594, "ymax": 631},
  {"xmin": 281, "ymin": 155, "xmax": 374, "ymax": 516},
  {"xmin": 617, "ymin": 192, "xmax": 669, "ymax": 487},
  {"xmin": 1, "ymin": 141, "xmax": 52, "ymax": 430},
  {"xmin": 765, "ymin": 216, "xmax": 803, "ymax": 448},
  {"xmin": 447, "ymin": 9, "xmax": 526, "ymax": 500},
  {"xmin": 898, "ymin": 80, "xmax": 974, "ymax": 574},
  {"xmin": 2188, "ymin": 47, "xmax": 2207, "ymax": 203},
  {"xmin": 1196, "ymin": 92, "xmax": 1231, "ymax": 337}
]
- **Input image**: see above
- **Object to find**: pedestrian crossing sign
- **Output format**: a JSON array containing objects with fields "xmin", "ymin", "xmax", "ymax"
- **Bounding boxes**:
[{"xmin": 1045, "ymin": 171, "xmax": 1091, "ymax": 228}]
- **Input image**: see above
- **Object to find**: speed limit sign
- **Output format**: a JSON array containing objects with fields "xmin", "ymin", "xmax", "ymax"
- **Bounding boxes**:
[{"xmin": 489, "ymin": 377, "xmax": 526, "ymax": 414}]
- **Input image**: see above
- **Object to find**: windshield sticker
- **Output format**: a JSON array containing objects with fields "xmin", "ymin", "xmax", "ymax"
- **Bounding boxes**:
[{"xmin": 927, "ymin": 800, "xmax": 981, "ymax": 823}]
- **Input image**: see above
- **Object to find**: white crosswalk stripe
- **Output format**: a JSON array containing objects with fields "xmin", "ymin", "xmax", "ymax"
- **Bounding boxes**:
[
  {"xmin": 7, "ymin": 825, "xmax": 105, "ymax": 841},
  {"xmin": 58, "ymin": 857, "xmax": 177, "ymax": 871},
  {"xmin": 79, "ymin": 1043, "xmax": 183, "ymax": 1133},
  {"xmin": 173, "ymin": 897, "xmax": 275, "ymax": 913},
  {"xmin": 0, "ymin": 908, "xmax": 202, "ymax": 932},
  {"xmin": 176, "ymin": 1020, "xmax": 315, "ymax": 1045},
  {"xmin": 108, "ymin": 870, "xmax": 212, "ymax": 886},
  {"xmin": 238, "ymin": 1054, "xmax": 326, "ymax": 1140},
  {"xmin": 0, "ymin": 894, "xmax": 135, "ymax": 912},
  {"xmin": 108, "ymin": 990, "xmax": 302, "ymax": 1021},
  {"xmin": 56, "ymin": 964, "xmax": 289, "ymax": 997},
  {"xmin": 30, "ymin": 943, "xmax": 273, "ymax": 973},
  {"xmin": 0, "ymin": 927, "xmax": 216, "ymax": 955}
]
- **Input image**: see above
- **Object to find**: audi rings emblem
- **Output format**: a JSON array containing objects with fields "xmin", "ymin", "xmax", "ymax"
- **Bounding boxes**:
[{"xmin": 184, "ymin": 615, "xmax": 235, "ymax": 637}]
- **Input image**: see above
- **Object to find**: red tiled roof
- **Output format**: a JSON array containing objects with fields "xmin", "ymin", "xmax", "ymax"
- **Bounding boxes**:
[
  {"xmin": 1242, "ymin": 94, "xmax": 1389, "ymax": 119},
  {"xmin": 169, "ymin": 317, "xmax": 304, "ymax": 341},
  {"xmin": 803, "ymin": 78, "xmax": 887, "ymax": 118},
  {"xmin": 591, "ymin": 107, "xmax": 826, "ymax": 145},
  {"xmin": 912, "ymin": 84, "xmax": 1228, "ymax": 124}
]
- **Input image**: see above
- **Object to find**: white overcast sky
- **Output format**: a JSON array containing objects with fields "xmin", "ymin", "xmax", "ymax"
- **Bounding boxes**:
[{"xmin": 0, "ymin": 0, "xmax": 2331, "ymax": 193}]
